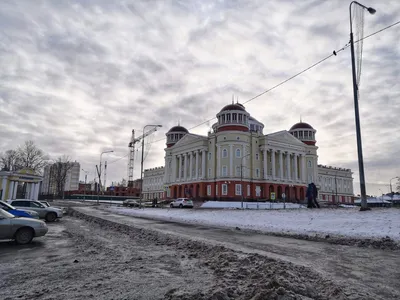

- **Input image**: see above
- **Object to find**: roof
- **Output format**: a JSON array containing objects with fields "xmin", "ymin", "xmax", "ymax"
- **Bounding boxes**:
[
  {"xmin": 167, "ymin": 126, "xmax": 189, "ymax": 134},
  {"xmin": 289, "ymin": 122, "xmax": 314, "ymax": 130},
  {"xmin": 220, "ymin": 103, "xmax": 246, "ymax": 112}
]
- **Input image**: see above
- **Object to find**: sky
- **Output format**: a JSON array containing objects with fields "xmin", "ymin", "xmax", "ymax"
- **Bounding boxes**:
[{"xmin": 0, "ymin": 0, "xmax": 399, "ymax": 196}]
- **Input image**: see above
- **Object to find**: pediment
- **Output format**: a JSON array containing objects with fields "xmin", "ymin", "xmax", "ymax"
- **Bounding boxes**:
[
  {"xmin": 173, "ymin": 133, "xmax": 207, "ymax": 148},
  {"xmin": 266, "ymin": 130, "xmax": 306, "ymax": 147}
]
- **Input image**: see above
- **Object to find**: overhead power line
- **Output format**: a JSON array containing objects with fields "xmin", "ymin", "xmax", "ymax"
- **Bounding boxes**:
[{"xmin": 146, "ymin": 20, "xmax": 400, "ymax": 145}]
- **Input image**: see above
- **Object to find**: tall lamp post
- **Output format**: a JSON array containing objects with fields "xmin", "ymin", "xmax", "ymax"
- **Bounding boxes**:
[
  {"xmin": 349, "ymin": 1, "xmax": 376, "ymax": 211},
  {"xmin": 240, "ymin": 153, "xmax": 251, "ymax": 209},
  {"xmin": 390, "ymin": 176, "xmax": 399, "ymax": 202},
  {"xmin": 140, "ymin": 124, "xmax": 162, "ymax": 208},
  {"xmin": 98, "ymin": 150, "xmax": 113, "ymax": 204},
  {"xmin": 81, "ymin": 168, "xmax": 89, "ymax": 201}
]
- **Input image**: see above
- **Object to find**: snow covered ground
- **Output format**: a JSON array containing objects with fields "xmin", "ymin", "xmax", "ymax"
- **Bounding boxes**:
[
  {"xmin": 200, "ymin": 201, "xmax": 306, "ymax": 209},
  {"xmin": 105, "ymin": 206, "xmax": 400, "ymax": 241}
]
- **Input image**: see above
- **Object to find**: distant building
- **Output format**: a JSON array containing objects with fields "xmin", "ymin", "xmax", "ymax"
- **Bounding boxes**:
[
  {"xmin": 317, "ymin": 165, "xmax": 354, "ymax": 203},
  {"xmin": 41, "ymin": 161, "xmax": 80, "ymax": 195},
  {"xmin": 142, "ymin": 167, "xmax": 165, "ymax": 200}
]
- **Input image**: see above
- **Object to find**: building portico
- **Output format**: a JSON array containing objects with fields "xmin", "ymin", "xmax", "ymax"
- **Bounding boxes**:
[{"xmin": 0, "ymin": 169, "xmax": 43, "ymax": 201}]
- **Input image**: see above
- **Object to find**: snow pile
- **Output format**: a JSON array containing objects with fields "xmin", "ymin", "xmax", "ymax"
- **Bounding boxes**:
[
  {"xmin": 201, "ymin": 201, "xmax": 306, "ymax": 209},
  {"xmin": 106, "ymin": 206, "xmax": 400, "ymax": 242}
]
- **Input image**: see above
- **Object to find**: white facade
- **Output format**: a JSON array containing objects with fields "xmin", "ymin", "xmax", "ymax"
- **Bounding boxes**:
[
  {"xmin": 317, "ymin": 165, "xmax": 354, "ymax": 203},
  {"xmin": 142, "ymin": 166, "xmax": 165, "ymax": 200},
  {"xmin": 64, "ymin": 162, "xmax": 80, "ymax": 191}
]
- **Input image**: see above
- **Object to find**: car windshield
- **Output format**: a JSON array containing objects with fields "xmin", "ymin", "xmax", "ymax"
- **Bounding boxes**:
[
  {"xmin": 0, "ymin": 208, "xmax": 15, "ymax": 218},
  {"xmin": 31, "ymin": 201, "xmax": 45, "ymax": 208},
  {"xmin": 0, "ymin": 201, "xmax": 16, "ymax": 210}
]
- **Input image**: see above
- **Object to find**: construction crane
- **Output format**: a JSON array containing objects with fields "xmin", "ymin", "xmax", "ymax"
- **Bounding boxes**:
[{"xmin": 127, "ymin": 127, "xmax": 159, "ymax": 187}]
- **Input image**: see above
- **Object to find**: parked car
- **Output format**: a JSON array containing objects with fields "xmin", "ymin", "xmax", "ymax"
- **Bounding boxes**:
[
  {"xmin": 170, "ymin": 198, "xmax": 194, "ymax": 208},
  {"xmin": 40, "ymin": 201, "xmax": 67, "ymax": 214},
  {"xmin": 8, "ymin": 200, "xmax": 63, "ymax": 222},
  {"xmin": 0, "ymin": 201, "xmax": 39, "ymax": 219},
  {"xmin": 0, "ymin": 208, "xmax": 48, "ymax": 244},
  {"xmin": 122, "ymin": 199, "xmax": 140, "ymax": 207}
]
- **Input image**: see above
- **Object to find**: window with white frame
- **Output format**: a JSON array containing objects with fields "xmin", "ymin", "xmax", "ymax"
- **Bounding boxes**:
[
  {"xmin": 256, "ymin": 168, "xmax": 260, "ymax": 178},
  {"xmin": 222, "ymin": 184, "xmax": 228, "ymax": 195},
  {"xmin": 247, "ymin": 185, "xmax": 250, "ymax": 196},
  {"xmin": 207, "ymin": 185, "xmax": 211, "ymax": 196},
  {"xmin": 235, "ymin": 184, "xmax": 242, "ymax": 195},
  {"xmin": 208, "ymin": 152, "xmax": 212, "ymax": 160},
  {"xmin": 222, "ymin": 148, "xmax": 228, "ymax": 158},
  {"xmin": 222, "ymin": 165, "xmax": 227, "ymax": 176},
  {"xmin": 208, "ymin": 168, "xmax": 211, "ymax": 177},
  {"xmin": 236, "ymin": 148, "xmax": 241, "ymax": 158},
  {"xmin": 236, "ymin": 166, "xmax": 241, "ymax": 176}
]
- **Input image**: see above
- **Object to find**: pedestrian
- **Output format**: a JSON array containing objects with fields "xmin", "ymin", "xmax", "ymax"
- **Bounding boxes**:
[
  {"xmin": 306, "ymin": 183, "xmax": 315, "ymax": 208},
  {"xmin": 311, "ymin": 182, "xmax": 320, "ymax": 208}
]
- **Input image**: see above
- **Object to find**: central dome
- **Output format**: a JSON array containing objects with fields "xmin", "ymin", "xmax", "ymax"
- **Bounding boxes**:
[
  {"xmin": 220, "ymin": 103, "xmax": 246, "ymax": 112},
  {"xmin": 290, "ymin": 122, "xmax": 314, "ymax": 131},
  {"xmin": 167, "ymin": 126, "xmax": 189, "ymax": 133}
]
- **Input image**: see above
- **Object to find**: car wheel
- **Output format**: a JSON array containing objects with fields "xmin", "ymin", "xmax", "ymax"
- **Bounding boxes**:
[
  {"xmin": 15, "ymin": 227, "xmax": 34, "ymax": 245},
  {"xmin": 45, "ymin": 212, "xmax": 57, "ymax": 222},
  {"xmin": 170, "ymin": 204, "xmax": 174, "ymax": 208},
  {"xmin": 179, "ymin": 204, "xmax": 183, "ymax": 208}
]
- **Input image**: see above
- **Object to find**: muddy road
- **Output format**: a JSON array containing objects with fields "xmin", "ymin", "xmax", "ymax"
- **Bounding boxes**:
[{"xmin": 0, "ymin": 206, "xmax": 398, "ymax": 299}]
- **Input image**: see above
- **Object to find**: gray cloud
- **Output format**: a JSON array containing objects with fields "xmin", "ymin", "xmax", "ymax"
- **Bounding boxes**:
[{"xmin": 0, "ymin": 0, "xmax": 399, "ymax": 194}]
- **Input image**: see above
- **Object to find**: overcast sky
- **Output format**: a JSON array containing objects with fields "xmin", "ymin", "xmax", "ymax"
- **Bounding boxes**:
[{"xmin": 0, "ymin": 0, "xmax": 399, "ymax": 196}]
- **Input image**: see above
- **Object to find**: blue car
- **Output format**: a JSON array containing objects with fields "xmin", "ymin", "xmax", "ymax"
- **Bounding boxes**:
[{"xmin": 0, "ymin": 201, "xmax": 39, "ymax": 219}]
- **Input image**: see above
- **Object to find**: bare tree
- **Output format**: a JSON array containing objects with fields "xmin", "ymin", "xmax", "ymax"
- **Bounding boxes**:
[
  {"xmin": 51, "ymin": 156, "xmax": 75, "ymax": 198},
  {"xmin": 0, "ymin": 149, "xmax": 22, "ymax": 171},
  {"xmin": 396, "ymin": 177, "xmax": 400, "ymax": 193},
  {"xmin": 17, "ymin": 140, "xmax": 49, "ymax": 174}
]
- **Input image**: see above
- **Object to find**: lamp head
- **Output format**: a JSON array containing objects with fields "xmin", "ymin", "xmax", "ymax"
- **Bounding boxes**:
[{"xmin": 367, "ymin": 7, "xmax": 376, "ymax": 14}]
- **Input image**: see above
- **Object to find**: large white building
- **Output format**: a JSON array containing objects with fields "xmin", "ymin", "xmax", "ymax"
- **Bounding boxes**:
[
  {"xmin": 158, "ymin": 102, "xmax": 354, "ymax": 203},
  {"xmin": 142, "ymin": 166, "xmax": 165, "ymax": 200},
  {"xmin": 42, "ymin": 161, "xmax": 80, "ymax": 195}
]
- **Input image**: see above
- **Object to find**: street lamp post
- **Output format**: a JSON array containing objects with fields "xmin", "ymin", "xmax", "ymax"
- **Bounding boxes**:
[
  {"xmin": 349, "ymin": 1, "xmax": 376, "ymax": 211},
  {"xmin": 140, "ymin": 124, "xmax": 162, "ymax": 209},
  {"xmin": 98, "ymin": 150, "xmax": 113, "ymax": 204},
  {"xmin": 81, "ymin": 169, "xmax": 89, "ymax": 201},
  {"xmin": 390, "ymin": 176, "xmax": 399, "ymax": 202},
  {"xmin": 241, "ymin": 153, "xmax": 251, "ymax": 209}
]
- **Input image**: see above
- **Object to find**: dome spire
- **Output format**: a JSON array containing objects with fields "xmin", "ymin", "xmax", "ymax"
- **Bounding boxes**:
[
  {"xmin": 232, "ymin": 94, "xmax": 234, "ymax": 104},
  {"xmin": 300, "ymin": 115, "xmax": 302, "ymax": 122}
]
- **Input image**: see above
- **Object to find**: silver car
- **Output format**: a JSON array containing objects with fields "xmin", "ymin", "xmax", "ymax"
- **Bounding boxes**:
[
  {"xmin": 8, "ymin": 200, "xmax": 63, "ymax": 222},
  {"xmin": 0, "ymin": 208, "xmax": 48, "ymax": 244}
]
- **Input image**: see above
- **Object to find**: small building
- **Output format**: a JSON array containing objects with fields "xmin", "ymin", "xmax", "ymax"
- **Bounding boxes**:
[
  {"xmin": 317, "ymin": 165, "xmax": 354, "ymax": 204},
  {"xmin": 0, "ymin": 168, "xmax": 43, "ymax": 201},
  {"xmin": 142, "ymin": 167, "xmax": 165, "ymax": 200}
]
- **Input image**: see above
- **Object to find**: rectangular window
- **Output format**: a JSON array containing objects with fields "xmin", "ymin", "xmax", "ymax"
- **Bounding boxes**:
[
  {"xmin": 222, "ymin": 184, "xmax": 228, "ymax": 195},
  {"xmin": 222, "ymin": 149, "xmax": 228, "ymax": 158},
  {"xmin": 222, "ymin": 165, "xmax": 227, "ymax": 177},
  {"xmin": 235, "ymin": 184, "xmax": 242, "ymax": 195},
  {"xmin": 208, "ymin": 168, "xmax": 211, "ymax": 177},
  {"xmin": 208, "ymin": 152, "xmax": 212, "ymax": 160},
  {"xmin": 255, "ymin": 153, "xmax": 259, "ymax": 160},
  {"xmin": 247, "ymin": 185, "xmax": 250, "ymax": 196},
  {"xmin": 207, "ymin": 185, "xmax": 211, "ymax": 196},
  {"xmin": 236, "ymin": 166, "xmax": 241, "ymax": 176}
]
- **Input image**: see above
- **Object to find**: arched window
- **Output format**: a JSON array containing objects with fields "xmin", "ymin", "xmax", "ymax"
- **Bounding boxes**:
[
  {"xmin": 308, "ymin": 160, "xmax": 312, "ymax": 168},
  {"xmin": 222, "ymin": 148, "xmax": 228, "ymax": 158},
  {"xmin": 236, "ymin": 148, "xmax": 241, "ymax": 158}
]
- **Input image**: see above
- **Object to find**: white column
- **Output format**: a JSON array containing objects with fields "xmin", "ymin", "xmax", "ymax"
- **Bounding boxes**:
[
  {"xmin": 8, "ymin": 181, "xmax": 14, "ymax": 200},
  {"xmin": 172, "ymin": 155, "xmax": 177, "ymax": 182},
  {"xmin": 263, "ymin": 149, "xmax": 268, "ymax": 179},
  {"xmin": 286, "ymin": 152, "xmax": 291, "ymax": 181},
  {"xmin": 189, "ymin": 151, "xmax": 193, "ymax": 180},
  {"xmin": 279, "ymin": 151, "xmax": 283, "ymax": 180},
  {"xmin": 1, "ymin": 177, "xmax": 7, "ymax": 200},
  {"xmin": 294, "ymin": 153, "xmax": 298, "ymax": 181},
  {"xmin": 301, "ymin": 155, "xmax": 307, "ymax": 183},
  {"xmin": 183, "ymin": 153, "xmax": 188, "ymax": 181},
  {"xmin": 271, "ymin": 149, "xmax": 276, "ymax": 180},
  {"xmin": 217, "ymin": 145, "xmax": 221, "ymax": 177},
  {"xmin": 30, "ymin": 183, "xmax": 35, "ymax": 199},
  {"xmin": 195, "ymin": 150, "xmax": 199, "ymax": 179},
  {"xmin": 242, "ymin": 144, "xmax": 246, "ymax": 177},
  {"xmin": 178, "ymin": 155, "xmax": 182, "ymax": 181},
  {"xmin": 201, "ymin": 150, "xmax": 206, "ymax": 178},
  {"xmin": 34, "ymin": 183, "xmax": 40, "ymax": 200},
  {"xmin": 13, "ymin": 182, "xmax": 17, "ymax": 199},
  {"xmin": 229, "ymin": 145, "xmax": 233, "ymax": 177},
  {"xmin": 164, "ymin": 156, "xmax": 168, "ymax": 184}
]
